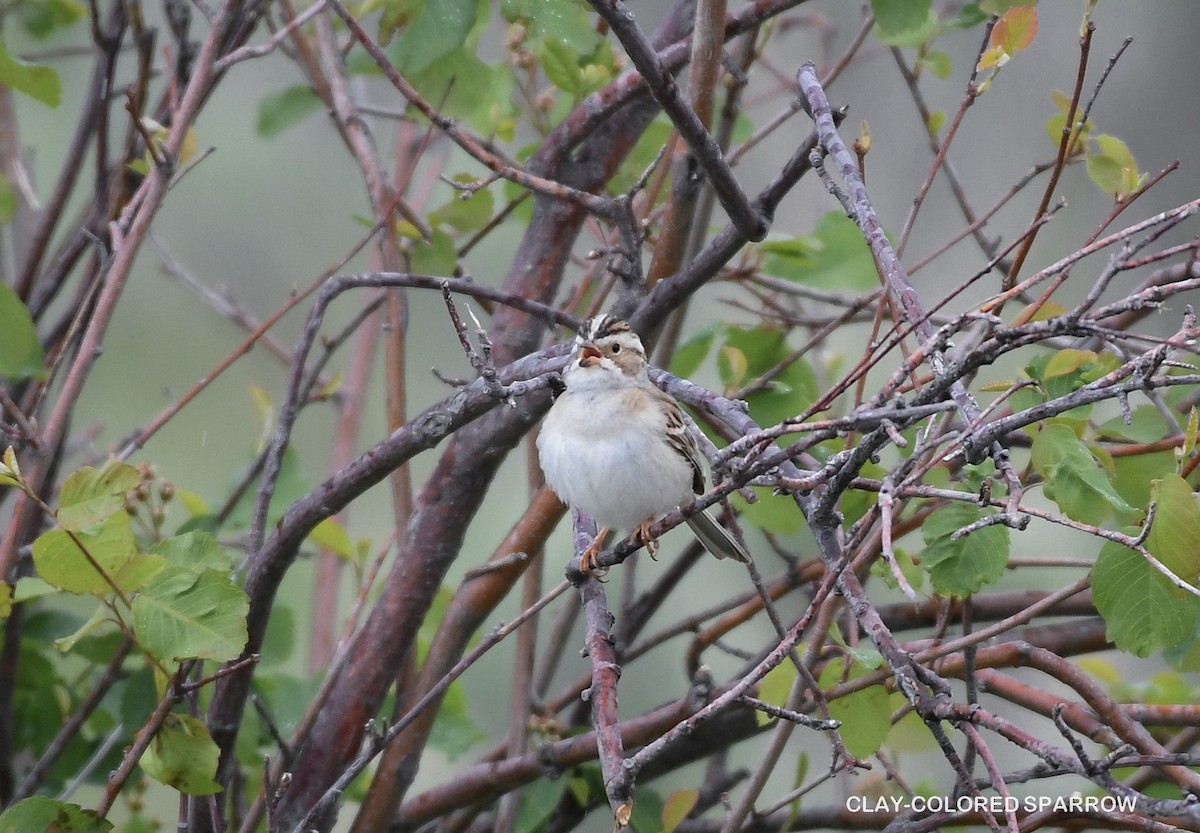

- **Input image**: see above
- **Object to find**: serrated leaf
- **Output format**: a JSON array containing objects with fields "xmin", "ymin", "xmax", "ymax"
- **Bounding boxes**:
[
  {"xmin": 0, "ymin": 33, "xmax": 60, "ymax": 107},
  {"xmin": 1094, "ymin": 540, "xmax": 1200, "ymax": 658},
  {"xmin": 1031, "ymin": 423, "xmax": 1133, "ymax": 525},
  {"xmin": 919, "ymin": 502, "xmax": 1009, "ymax": 597},
  {"xmin": 256, "ymin": 85, "xmax": 321, "ymax": 138},
  {"xmin": 0, "ymin": 797, "xmax": 112, "ymax": 833},
  {"xmin": 33, "ymin": 513, "xmax": 138, "ymax": 595},
  {"xmin": 0, "ymin": 281, "xmax": 45, "ymax": 380},
  {"xmin": 57, "ymin": 460, "xmax": 140, "ymax": 531},
  {"xmin": 820, "ymin": 656, "xmax": 891, "ymax": 758},
  {"xmin": 132, "ymin": 568, "xmax": 249, "ymax": 662},
  {"xmin": 150, "ymin": 530, "xmax": 233, "ymax": 572},
  {"xmin": 140, "ymin": 713, "xmax": 222, "ymax": 795}
]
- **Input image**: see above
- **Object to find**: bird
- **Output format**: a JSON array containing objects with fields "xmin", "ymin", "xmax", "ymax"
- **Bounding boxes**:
[{"xmin": 537, "ymin": 315, "xmax": 751, "ymax": 574}]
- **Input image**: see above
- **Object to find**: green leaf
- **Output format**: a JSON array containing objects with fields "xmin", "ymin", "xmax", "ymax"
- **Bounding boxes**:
[
  {"xmin": 33, "ymin": 513, "xmax": 138, "ymax": 595},
  {"xmin": 520, "ymin": 0, "xmax": 602, "ymax": 53},
  {"xmin": 410, "ymin": 228, "xmax": 457, "ymax": 275},
  {"xmin": 735, "ymin": 486, "xmax": 807, "ymax": 536},
  {"xmin": 537, "ymin": 37, "xmax": 583, "ymax": 95},
  {"xmin": 1094, "ymin": 540, "xmax": 1200, "ymax": 658},
  {"xmin": 256, "ymin": 85, "xmax": 321, "ymax": 138},
  {"xmin": 919, "ymin": 502, "xmax": 1009, "ymax": 597},
  {"xmin": 19, "ymin": 0, "xmax": 86, "ymax": 38},
  {"xmin": 757, "ymin": 659, "xmax": 798, "ymax": 726},
  {"xmin": 1112, "ymin": 451, "xmax": 1175, "ymax": 512},
  {"xmin": 1087, "ymin": 133, "xmax": 1144, "ymax": 199},
  {"xmin": 308, "ymin": 517, "xmax": 355, "ymax": 560},
  {"xmin": 57, "ymin": 460, "xmax": 140, "ymax": 531},
  {"xmin": 514, "ymin": 775, "xmax": 568, "ymax": 833},
  {"xmin": 820, "ymin": 656, "xmax": 891, "ymax": 758},
  {"xmin": 761, "ymin": 212, "xmax": 879, "ymax": 292},
  {"xmin": 0, "ymin": 33, "xmax": 60, "ymax": 107},
  {"xmin": 140, "ymin": 713, "xmax": 223, "ymax": 795},
  {"xmin": 0, "ymin": 173, "xmax": 15, "ymax": 223},
  {"xmin": 0, "ymin": 797, "xmax": 112, "ymax": 833},
  {"xmin": 1031, "ymin": 423, "xmax": 1133, "ymax": 525},
  {"xmin": 871, "ymin": 0, "xmax": 936, "ymax": 47},
  {"xmin": 393, "ymin": 0, "xmax": 480, "ymax": 75},
  {"xmin": 1044, "ymin": 89, "xmax": 1093, "ymax": 146},
  {"xmin": 429, "ymin": 175, "xmax": 495, "ymax": 232},
  {"xmin": 150, "ymin": 530, "xmax": 233, "ymax": 572},
  {"xmin": 662, "ymin": 789, "xmax": 699, "ymax": 833},
  {"xmin": 716, "ymin": 325, "xmax": 819, "ymax": 426},
  {"xmin": 1146, "ymin": 475, "xmax": 1200, "ymax": 586},
  {"xmin": 53, "ymin": 604, "xmax": 113, "ymax": 653},
  {"xmin": 428, "ymin": 679, "xmax": 487, "ymax": 759},
  {"xmin": 669, "ymin": 325, "xmax": 719, "ymax": 379},
  {"xmin": 12, "ymin": 575, "xmax": 56, "ymax": 603},
  {"xmin": 920, "ymin": 49, "xmax": 953, "ymax": 79},
  {"xmin": 0, "ymin": 281, "xmax": 45, "ymax": 380},
  {"xmin": 132, "ymin": 568, "xmax": 249, "ymax": 662},
  {"xmin": 610, "ymin": 117, "xmax": 673, "ymax": 194},
  {"xmin": 629, "ymin": 786, "xmax": 665, "ymax": 833},
  {"xmin": 0, "ymin": 581, "xmax": 9, "ymax": 619}
]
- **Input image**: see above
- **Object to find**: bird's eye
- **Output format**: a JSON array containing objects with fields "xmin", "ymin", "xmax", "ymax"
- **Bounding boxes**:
[{"xmin": 610, "ymin": 343, "xmax": 621, "ymax": 353}]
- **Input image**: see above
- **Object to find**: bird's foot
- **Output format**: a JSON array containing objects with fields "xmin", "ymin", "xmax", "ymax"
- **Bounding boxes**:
[
  {"xmin": 579, "ymin": 527, "xmax": 610, "ymax": 578},
  {"xmin": 634, "ymin": 518, "xmax": 660, "ymax": 560}
]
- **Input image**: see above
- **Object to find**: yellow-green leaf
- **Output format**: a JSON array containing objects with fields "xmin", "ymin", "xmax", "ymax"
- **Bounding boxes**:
[
  {"xmin": 662, "ymin": 789, "xmax": 698, "ymax": 833},
  {"xmin": 33, "ymin": 513, "xmax": 138, "ymax": 595},
  {"xmin": 820, "ymin": 656, "xmax": 891, "ymax": 758},
  {"xmin": 57, "ymin": 460, "xmax": 140, "ymax": 531},
  {"xmin": 0, "ymin": 797, "xmax": 112, "ymax": 833},
  {"xmin": 0, "ymin": 282, "xmax": 45, "ymax": 381},
  {"xmin": 132, "ymin": 567, "xmax": 249, "ymax": 662},
  {"xmin": 1086, "ymin": 134, "xmax": 1143, "ymax": 200},
  {"xmin": 140, "ymin": 714, "xmax": 223, "ymax": 795},
  {"xmin": 0, "ymin": 33, "xmax": 60, "ymax": 107}
]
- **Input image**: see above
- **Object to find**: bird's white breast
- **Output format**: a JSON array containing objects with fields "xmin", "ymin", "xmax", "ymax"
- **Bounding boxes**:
[{"xmin": 538, "ymin": 384, "xmax": 693, "ymax": 531}]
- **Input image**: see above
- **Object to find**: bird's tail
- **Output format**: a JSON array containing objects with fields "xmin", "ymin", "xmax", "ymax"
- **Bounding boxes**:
[{"xmin": 686, "ymin": 511, "xmax": 750, "ymax": 563}]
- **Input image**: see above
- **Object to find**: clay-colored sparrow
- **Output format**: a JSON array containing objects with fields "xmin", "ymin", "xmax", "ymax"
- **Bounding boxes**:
[{"xmin": 537, "ymin": 315, "xmax": 750, "ymax": 574}]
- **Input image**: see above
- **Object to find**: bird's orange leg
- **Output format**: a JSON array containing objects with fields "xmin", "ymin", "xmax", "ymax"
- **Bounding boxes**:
[
  {"xmin": 634, "ymin": 518, "xmax": 660, "ymax": 560},
  {"xmin": 580, "ymin": 527, "xmax": 610, "ymax": 576}
]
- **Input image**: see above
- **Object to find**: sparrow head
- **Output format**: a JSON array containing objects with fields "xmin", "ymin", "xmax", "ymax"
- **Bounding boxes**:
[{"xmin": 569, "ymin": 315, "xmax": 647, "ymax": 379}]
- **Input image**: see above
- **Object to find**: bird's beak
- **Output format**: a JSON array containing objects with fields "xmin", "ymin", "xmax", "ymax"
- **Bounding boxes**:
[{"xmin": 577, "ymin": 343, "xmax": 602, "ymax": 367}]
